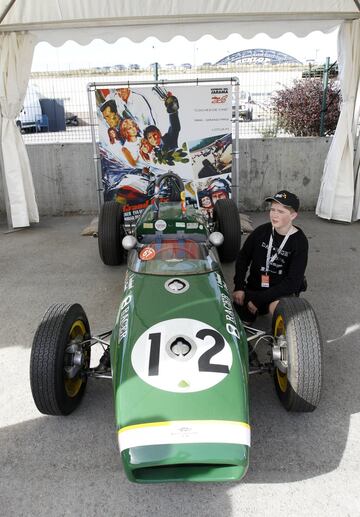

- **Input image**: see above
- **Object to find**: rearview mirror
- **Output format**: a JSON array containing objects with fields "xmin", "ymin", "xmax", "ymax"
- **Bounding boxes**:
[
  {"xmin": 209, "ymin": 232, "xmax": 224, "ymax": 247},
  {"xmin": 122, "ymin": 235, "xmax": 138, "ymax": 250}
]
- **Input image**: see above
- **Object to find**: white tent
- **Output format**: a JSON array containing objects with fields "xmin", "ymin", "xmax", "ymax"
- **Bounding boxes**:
[{"xmin": 0, "ymin": 0, "xmax": 359, "ymax": 227}]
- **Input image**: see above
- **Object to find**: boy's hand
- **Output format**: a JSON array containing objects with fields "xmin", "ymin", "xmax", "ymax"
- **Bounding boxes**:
[
  {"xmin": 247, "ymin": 301, "xmax": 258, "ymax": 314},
  {"xmin": 233, "ymin": 290, "xmax": 245, "ymax": 306}
]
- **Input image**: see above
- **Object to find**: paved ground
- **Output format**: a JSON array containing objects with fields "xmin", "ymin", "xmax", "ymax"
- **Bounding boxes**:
[{"xmin": 0, "ymin": 212, "xmax": 359, "ymax": 516}]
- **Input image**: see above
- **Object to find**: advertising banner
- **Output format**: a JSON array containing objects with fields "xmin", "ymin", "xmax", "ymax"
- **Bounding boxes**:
[{"xmin": 96, "ymin": 84, "xmax": 232, "ymax": 223}]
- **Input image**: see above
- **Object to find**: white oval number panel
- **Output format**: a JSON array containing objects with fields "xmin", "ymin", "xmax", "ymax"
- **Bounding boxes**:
[{"xmin": 131, "ymin": 318, "xmax": 233, "ymax": 393}]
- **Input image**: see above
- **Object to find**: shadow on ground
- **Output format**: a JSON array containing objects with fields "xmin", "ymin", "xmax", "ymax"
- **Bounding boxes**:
[{"xmin": 1, "ymin": 213, "xmax": 360, "ymax": 514}]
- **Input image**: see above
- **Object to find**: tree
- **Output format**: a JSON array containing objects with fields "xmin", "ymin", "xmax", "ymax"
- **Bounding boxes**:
[{"xmin": 272, "ymin": 78, "xmax": 341, "ymax": 137}]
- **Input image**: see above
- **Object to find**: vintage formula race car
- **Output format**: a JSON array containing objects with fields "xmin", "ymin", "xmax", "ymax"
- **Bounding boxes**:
[{"xmin": 30, "ymin": 173, "xmax": 322, "ymax": 483}]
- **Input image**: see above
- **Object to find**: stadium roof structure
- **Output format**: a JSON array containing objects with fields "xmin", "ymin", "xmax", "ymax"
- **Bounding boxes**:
[{"xmin": 216, "ymin": 49, "xmax": 302, "ymax": 66}]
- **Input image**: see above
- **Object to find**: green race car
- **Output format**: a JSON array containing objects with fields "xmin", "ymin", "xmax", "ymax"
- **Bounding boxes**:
[{"xmin": 30, "ymin": 173, "xmax": 322, "ymax": 483}]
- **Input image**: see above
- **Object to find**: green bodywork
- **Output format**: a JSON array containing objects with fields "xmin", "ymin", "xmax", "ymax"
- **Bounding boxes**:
[
  {"xmin": 110, "ymin": 203, "xmax": 250, "ymax": 483},
  {"xmin": 137, "ymin": 203, "xmax": 208, "ymax": 237}
]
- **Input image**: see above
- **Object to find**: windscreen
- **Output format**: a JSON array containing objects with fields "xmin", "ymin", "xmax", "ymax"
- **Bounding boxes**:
[{"xmin": 128, "ymin": 238, "xmax": 218, "ymax": 275}]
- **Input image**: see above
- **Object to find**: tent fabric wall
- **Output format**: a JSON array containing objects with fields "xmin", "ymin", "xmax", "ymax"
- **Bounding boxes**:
[
  {"xmin": 1, "ymin": 0, "xmax": 358, "ymax": 27},
  {"xmin": 316, "ymin": 20, "xmax": 360, "ymax": 222},
  {"xmin": 0, "ymin": 31, "xmax": 39, "ymax": 227},
  {"xmin": 0, "ymin": 0, "xmax": 357, "ymax": 45},
  {"xmin": 352, "ymin": 56, "xmax": 360, "ymax": 221},
  {"xmin": 30, "ymin": 20, "xmax": 344, "ymax": 48},
  {"xmin": 352, "ymin": 124, "xmax": 360, "ymax": 220}
]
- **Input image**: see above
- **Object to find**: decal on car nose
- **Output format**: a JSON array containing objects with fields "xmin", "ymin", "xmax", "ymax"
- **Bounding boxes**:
[
  {"xmin": 166, "ymin": 336, "xmax": 196, "ymax": 361},
  {"xmin": 164, "ymin": 278, "xmax": 190, "ymax": 294},
  {"xmin": 131, "ymin": 318, "xmax": 233, "ymax": 393}
]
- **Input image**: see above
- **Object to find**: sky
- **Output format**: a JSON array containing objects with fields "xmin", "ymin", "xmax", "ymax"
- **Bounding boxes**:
[{"xmin": 31, "ymin": 29, "xmax": 338, "ymax": 72}]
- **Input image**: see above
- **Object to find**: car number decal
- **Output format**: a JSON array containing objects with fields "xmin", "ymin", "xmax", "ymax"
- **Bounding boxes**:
[
  {"xmin": 131, "ymin": 318, "xmax": 233, "ymax": 393},
  {"xmin": 139, "ymin": 247, "xmax": 156, "ymax": 261}
]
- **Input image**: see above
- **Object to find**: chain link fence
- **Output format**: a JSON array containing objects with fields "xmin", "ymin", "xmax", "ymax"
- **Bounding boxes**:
[{"xmin": 20, "ymin": 62, "xmax": 337, "ymax": 144}]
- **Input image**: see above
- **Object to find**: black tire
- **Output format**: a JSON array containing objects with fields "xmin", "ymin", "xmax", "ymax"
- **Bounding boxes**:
[
  {"xmin": 213, "ymin": 198, "xmax": 241, "ymax": 262},
  {"xmin": 30, "ymin": 303, "xmax": 91, "ymax": 416},
  {"xmin": 272, "ymin": 297, "xmax": 322, "ymax": 412},
  {"xmin": 98, "ymin": 201, "xmax": 125, "ymax": 265}
]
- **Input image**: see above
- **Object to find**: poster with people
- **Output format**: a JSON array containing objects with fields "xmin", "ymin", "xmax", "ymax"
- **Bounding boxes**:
[{"xmin": 96, "ymin": 84, "xmax": 232, "ymax": 223}]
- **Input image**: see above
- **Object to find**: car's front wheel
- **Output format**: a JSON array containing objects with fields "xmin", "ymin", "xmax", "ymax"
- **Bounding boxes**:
[
  {"xmin": 272, "ymin": 297, "xmax": 322, "ymax": 412},
  {"xmin": 30, "ymin": 303, "xmax": 91, "ymax": 415}
]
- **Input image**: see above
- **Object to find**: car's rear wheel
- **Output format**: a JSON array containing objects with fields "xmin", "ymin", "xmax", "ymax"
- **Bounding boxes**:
[
  {"xmin": 98, "ymin": 201, "xmax": 125, "ymax": 265},
  {"xmin": 272, "ymin": 297, "xmax": 322, "ymax": 412},
  {"xmin": 213, "ymin": 198, "xmax": 241, "ymax": 262},
  {"xmin": 30, "ymin": 303, "xmax": 91, "ymax": 415}
]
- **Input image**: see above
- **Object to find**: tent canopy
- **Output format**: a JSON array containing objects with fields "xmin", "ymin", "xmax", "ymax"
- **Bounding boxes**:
[{"xmin": 1, "ymin": 0, "xmax": 359, "ymax": 45}]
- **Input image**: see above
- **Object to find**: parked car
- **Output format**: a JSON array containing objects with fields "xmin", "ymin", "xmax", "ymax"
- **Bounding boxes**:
[{"xmin": 16, "ymin": 84, "xmax": 42, "ymax": 132}]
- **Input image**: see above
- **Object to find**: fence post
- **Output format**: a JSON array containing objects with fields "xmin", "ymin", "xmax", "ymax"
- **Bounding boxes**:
[
  {"xmin": 320, "ymin": 57, "xmax": 330, "ymax": 137},
  {"xmin": 152, "ymin": 62, "xmax": 159, "ymax": 83}
]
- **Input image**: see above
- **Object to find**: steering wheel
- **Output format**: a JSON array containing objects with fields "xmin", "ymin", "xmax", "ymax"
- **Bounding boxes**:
[
  {"xmin": 152, "ymin": 242, "xmax": 199, "ymax": 259},
  {"xmin": 154, "ymin": 172, "xmax": 185, "ymax": 202}
]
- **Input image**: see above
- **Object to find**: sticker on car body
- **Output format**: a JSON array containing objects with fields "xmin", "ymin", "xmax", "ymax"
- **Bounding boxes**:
[
  {"xmin": 139, "ymin": 247, "xmax": 156, "ymax": 261},
  {"xmin": 131, "ymin": 318, "xmax": 233, "ymax": 393},
  {"xmin": 155, "ymin": 219, "xmax": 167, "ymax": 231}
]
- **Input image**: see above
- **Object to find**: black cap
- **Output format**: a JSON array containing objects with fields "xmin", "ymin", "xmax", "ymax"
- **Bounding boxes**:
[{"xmin": 265, "ymin": 190, "xmax": 300, "ymax": 211}]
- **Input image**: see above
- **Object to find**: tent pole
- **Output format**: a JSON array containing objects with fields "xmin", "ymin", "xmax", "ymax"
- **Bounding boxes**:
[
  {"xmin": 0, "ymin": 114, "xmax": 14, "ymax": 231},
  {"xmin": 233, "ymin": 78, "xmax": 240, "ymax": 210},
  {"xmin": 0, "ymin": 0, "xmax": 16, "ymax": 24},
  {"xmin": 87, "ymin": 83, "xmax": 102, "ymax": 212}
]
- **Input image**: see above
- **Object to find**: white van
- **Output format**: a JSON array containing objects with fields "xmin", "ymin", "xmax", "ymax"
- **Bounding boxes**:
[{"xmin": 16, "ymin": 84, "xmax": 42, "ymax": 132}]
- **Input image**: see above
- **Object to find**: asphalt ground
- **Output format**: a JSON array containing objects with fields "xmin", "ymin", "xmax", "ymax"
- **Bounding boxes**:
[{"xmin": 0, "ymin": 211, "xmax": 359, "ymax": 516}]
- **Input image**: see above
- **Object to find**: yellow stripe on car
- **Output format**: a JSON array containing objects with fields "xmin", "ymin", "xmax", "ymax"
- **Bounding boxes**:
[{"xmin": 118, "ymin": 420, "xmax": 251, "ymax": 451}]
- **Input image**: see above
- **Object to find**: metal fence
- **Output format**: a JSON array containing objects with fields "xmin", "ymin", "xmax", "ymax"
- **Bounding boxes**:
[{"xmin": 20, "ymin": 62, "xmax": 337, "ymax": 144}]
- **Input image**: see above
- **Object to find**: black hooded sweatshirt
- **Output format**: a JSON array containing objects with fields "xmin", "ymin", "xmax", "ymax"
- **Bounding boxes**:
[{"xmin": 233, "ymin": 222, "xmax": 308, "ymax": 307}]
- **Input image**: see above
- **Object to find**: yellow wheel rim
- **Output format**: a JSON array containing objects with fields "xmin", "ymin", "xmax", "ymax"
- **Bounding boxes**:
[
  {"xmin": 64, "ymin": 320, "xmax": 87, "ymax": 398},
  {"xmin": 274, "ymin": 315, "xmax": 288, "ymax": 393}
]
